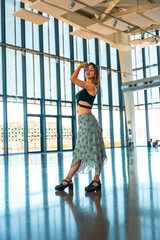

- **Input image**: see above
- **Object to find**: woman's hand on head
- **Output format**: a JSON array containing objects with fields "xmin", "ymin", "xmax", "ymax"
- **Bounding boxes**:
[{"xmin": 80, "ymin": 62, "xmax": 89, "ymax": 68}]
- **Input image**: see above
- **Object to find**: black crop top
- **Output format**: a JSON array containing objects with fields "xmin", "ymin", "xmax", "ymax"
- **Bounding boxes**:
[{"xmin": 75, "ymin": 89, "xmax": 96, "ymax": 109}]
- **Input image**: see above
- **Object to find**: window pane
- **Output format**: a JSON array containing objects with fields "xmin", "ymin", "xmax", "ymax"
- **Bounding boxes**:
[
  {"xmin": 135, "ymin": 46, "xmax": 142, "ymax": 68},
  {"xmin": 6, "ymin": 49, "xmax": 20, "ymax": 96},
  {"xmin": 88, "ymin": 39, "xmax": 95, "ymax": 63},
  {"xmin": 59, "ymin": 21, "xmax": 70, "ymax": 58},
  {"xmin": 44, "ymin": 57, "xmax": 57, "ymax": 100},
  {"xmin": 101, "ymin": 69, "xmax": 109, "ymax": 105},
  {"xmin": 50, "ymin": 58, "xmax": 57, "ymax": 100},
  {"xmin": 148, "ymin": 108, "xmax": 160, "ymax": 141},
  {"xmin": 75, "ymin": 63, "xmax": 85, "ymax": 95},
  {"xmin": 7, "ymin": 100, "xmax": 24, "ymax": 153},
  {"xmin": 135, "ymin": 109, "xmax": 147, "ymax": 146},
  {"xmin": 110, "ymin": 47, "xmax": 117, "ymax": 70},
  {"xmin": 26, "ymin": 53, "xmax": 40, "ymax": 98},
  {"xmin": 5, "ymin": 0, "xmax": 14, "ymax": 45},
  {"xmin": 92, "ymin": 105, "xmax": 98, "ymax": 121},
  {"xmin": 15, "ymin": 0, "xmax": 21, "ymax": 47},
  {"xmin": 43, "ymin": 14, "xmax": 49, "ymax": 53},
  {"xmin": 0, "ymin": 157, "xmax": 5, "ymax": 215},
  {"xmin": 64, "ymin": 23, "xmax": 70, "ymax": 58},
  {"xmin": 49, "ymin": 17, "xmax": 55, "ymax": 55},
  {"xmin": 62, "ymin": 118, "xmax": 72, "ymax": 150},
  {"xmin": 113, "ymin": 108, "xmax": 121, "ymax": 147},
  {"xmin": 77, "ymin": 37, "xmax": 83, "ymax": 61},
  {"xmin": 111, "ymin": 72, "xmax": 119, "ymax": 106},
  {"xmin": 27, "ymin": 100, "xmax": 40, "ymax": 115},
  {"xmin": 99, "ymin": 40, "xmax": 107, "ymax": 67},
  {"xmin": 25, "ymin": 7, "xmax": 39, "ymax": 51},
  {"xmin": 0, "ymin": 48, "xmax": 2, "ymax": 95},
  {"xmin": 61, "ymin": 103, "xmax": 72, "ymax": 116},
  {"xmin": 148, "ymin": 44, "xmax": 157, "ymax": 65},
  {"xmin": 73, "ymin": 33, "xmax": 84, "ymax": 61},
  {"xmin": 0, "ymin": 100, "xmax": 3, "ymax": 153},
  {"xmin": 0, "ymin": 0, "xmax": 1, "ymax": 42},
  {"xmin": 60, "ymin": 61, "xmax": 71, "ymax": 101},
  {"xmin": 43, "ymin": 13, "xmax": 56, "ymax": 54},
  {"xmin": 138, "ymin": 90, "xmax": 144, "ymax": 105},
  {"xmin": 6, "ymin": 49, "xmax": 22, "ymax": 96},
  {"xmin": 131, "ymin": 49, "xmax": 136, "ymax": 69},
  {"xmin": 6, "ymin": 49, "xmax": 15, "ymax": 95},
  {"xmin": 25, "ymin": 6, "xmax": 33, "ymax": 49},
  {"xmin": 28, "ymin": 117, "xmax": 41, "ymax": 152},
  {"xmin": 152, "ymin": 87, "xmax": 159, "ymax": 103},
  {"xmin": 102, "ymin": 107, "xmax": 110, "ymax": 147},
  {"xmin": 45, "ymin": 101, "xmax": 57, "ymax": 115},
  {"xmin": 46, "ymin": 117, "xmax": 57, "ymax": 151},
  {"xmin": 146, "ymin": 65, "xmax": 158, "ymax": 78}
]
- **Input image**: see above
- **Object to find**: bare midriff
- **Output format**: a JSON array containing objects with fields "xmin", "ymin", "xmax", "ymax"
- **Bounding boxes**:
[{"xmin": 77, "ymin": 89, "xmax": 97, "ymax": 116}]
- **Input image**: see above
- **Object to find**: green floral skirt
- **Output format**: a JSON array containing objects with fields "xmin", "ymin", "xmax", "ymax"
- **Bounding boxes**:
[{"xmin": 71, "ymin": 113, "xmax": 107, "ymax": 175}]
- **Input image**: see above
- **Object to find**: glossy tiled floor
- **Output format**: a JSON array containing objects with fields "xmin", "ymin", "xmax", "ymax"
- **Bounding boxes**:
[{"xmin": 0, "ymin": 147, "xmax": 160, "ymax": 240}]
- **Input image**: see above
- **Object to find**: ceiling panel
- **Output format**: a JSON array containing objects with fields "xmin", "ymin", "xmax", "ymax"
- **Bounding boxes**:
[
  {"xmin": 45, "ymin": 0, "xmax": 103, "ymax": 12},
  {"xmin": 79, "ymin": 0, "xmax": 104, "ymax": 6},
  {"xmin": 122, "ymin": 13, "xmax": 154, "ymax": 28},
  {"xmin": 87, "ymin": 23, "xmax": 117, "ymax": 36},
  {"xmin": 60, "ymin": 12, "xmax": 95, "ymax": 29},
  {"xmin": 143, "ymin": 7, "xmax": 160, "ymax": 23},
  {"xmin": 45, "ymin": 0, "xmax": 84, "ymax": 12},
  {"xmin": 129, "ymin": 36, "xmax": 160, "ymax": 47},
  {"xmin": 103, "ymin": 18, "xmax": 131, "ymax": 31},
  {"xmin": 29, "ymin": 0, "xmax": 66, "ymax": 17},
  {"xmin": 18, "ymin": 0, "xmax": 37, "ymax": 4},
  {"xmin": 70, "ymin": 29, "xmax": 96, "ymax": 39},
  {"xmin": 13, "ymin": 8, "xmax": 50, "ymax": 25},
  {"xmin": 112, "ymin": 43, "xmax": 134, "ymax": 52}
]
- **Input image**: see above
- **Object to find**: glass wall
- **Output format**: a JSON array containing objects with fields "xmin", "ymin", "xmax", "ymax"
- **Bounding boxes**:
[
  {"xmin": 148, "ymin": 108, "xmax": 160, "ymax": 141},
  {"xmin": 6, "ymin": 49, "xmax": 22, "ymax": 96},
  {"xmin": 28, "ymin": 117, "xmax": 41, "ymax": 152},
  {"xmin": 44, "ymin": 57, "xmax": 57, "ymax": 100},
  {"xmin": 102, "ymin": 107, "xmax": 110, "ymax": 147},
  {"xmin": 0, "ymin": 1, "xmax": 126, "ymax": 153},
  {"xmin": 5, "ymin": 0, "xmax": 21, "ymax": 46},
  {"xmin": 7, "ymin": 99, "xmax": 24, "ymax": 153},
  {"xmin": 46, "ymin": 117, "xmax": 57, "ymax": 151},
  {"xmin": 26, "ymin": 53, "xmax": 40, "ymax": 99},
  {"xmin": 0, "ymin": 99, "xmax": 3, "ymax": 153},
  {"xmin": 25, "ymin": 6, "xmax": 39, "ymax": 51},
  {"xmin": 73, "ymin": 31, "xmax": 84, "ymax": 61},
  {"xmin": 131, "ymin": 32, "xmax": 160, "ymax": 146},
  {"xmin": 0, "ymin": 48, "xmax": 2, "ymax": 96},
  {"xmin": 62, "ymin": 118, "xmax": 72, "ymax": 150}
]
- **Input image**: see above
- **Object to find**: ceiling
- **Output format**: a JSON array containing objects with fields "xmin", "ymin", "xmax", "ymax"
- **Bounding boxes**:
[{"xmin": 14, "ymin": 0, "xmax": 160, "ymax": 51}]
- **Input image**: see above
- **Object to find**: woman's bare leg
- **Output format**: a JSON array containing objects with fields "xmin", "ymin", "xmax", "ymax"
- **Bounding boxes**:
[
  {"xmin": 92, "ymin": 170, "xmax": 101, "ymax": 186},
  {"xmin": 62, "ymin": 160, "xmax": 81, "ymax": 185}
]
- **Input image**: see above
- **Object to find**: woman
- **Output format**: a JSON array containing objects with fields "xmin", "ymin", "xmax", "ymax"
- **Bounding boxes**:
[{"xmin": 55, "ymin": 62, "xmax": 107, "ymax": 192}]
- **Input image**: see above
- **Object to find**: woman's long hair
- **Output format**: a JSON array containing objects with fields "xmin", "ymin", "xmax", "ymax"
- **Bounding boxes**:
[{"xmin": 89, "ymin": 62, "xmax": 100, "ymax": 87}]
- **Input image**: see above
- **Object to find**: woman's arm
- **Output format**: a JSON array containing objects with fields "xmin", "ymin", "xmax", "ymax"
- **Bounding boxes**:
[{"xmin": 70, "ymin": 62, "xmax": 96, "ymax": 91}]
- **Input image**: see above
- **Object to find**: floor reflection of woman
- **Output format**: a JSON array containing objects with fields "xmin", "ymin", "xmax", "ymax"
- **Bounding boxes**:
[
  {"xmin": 56, "ymin": 191, "xmax": 109, "ymax": 240},
  {"xmin": 55, "ymin": 62, "xmax": 107, "ymax": 192}
]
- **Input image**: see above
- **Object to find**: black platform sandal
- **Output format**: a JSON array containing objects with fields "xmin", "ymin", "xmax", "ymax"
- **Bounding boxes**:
[
  {"xmin": 55, "ymin": 179, "xmax": 73, "ymax": 191},
  {"xmin": 85, "ymin": 180, "xmax": 101, "ymax": 193}
]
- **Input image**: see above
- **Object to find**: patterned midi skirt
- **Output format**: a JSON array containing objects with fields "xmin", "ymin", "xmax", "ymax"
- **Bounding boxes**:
[{"xmin": 71, "ymin": 112, "xmax": 107, "ymax": 175}]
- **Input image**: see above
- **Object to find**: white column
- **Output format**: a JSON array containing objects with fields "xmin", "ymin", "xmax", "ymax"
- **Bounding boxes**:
[{"xmin": 119, "ymin": 51, "xmax": 136, "ymax": 147}]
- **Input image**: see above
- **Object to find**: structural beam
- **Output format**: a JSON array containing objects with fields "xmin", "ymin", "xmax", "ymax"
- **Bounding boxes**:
[{"xmin": 122, "ymin": 75, "xmax": 160, "ymax": 93}]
